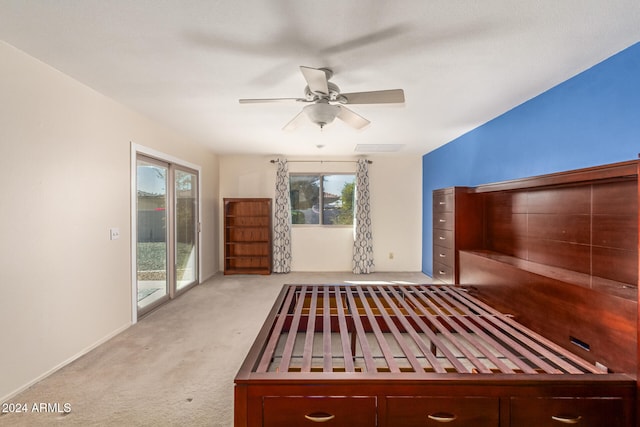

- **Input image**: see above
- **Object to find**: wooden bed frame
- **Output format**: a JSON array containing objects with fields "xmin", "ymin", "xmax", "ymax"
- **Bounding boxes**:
[
  {"xmin": 234, "ymin": 160, "xmax": 638, "ymax": 426},
  {"xmin": 234, "ymin": 284, "xmax": 635, "ymax": 426}
]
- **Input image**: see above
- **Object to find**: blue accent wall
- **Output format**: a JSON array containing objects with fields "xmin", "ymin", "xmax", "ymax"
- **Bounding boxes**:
[{"xmin": 422, "ymin": 42, "xmax": 640, "ymax": 275}]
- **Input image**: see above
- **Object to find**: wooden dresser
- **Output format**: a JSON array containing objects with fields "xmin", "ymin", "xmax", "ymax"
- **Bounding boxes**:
[
  {"xmin": 432, "ymin": 187, "xmax": 483, "ymax": 283},
  {"xmin": 223, "ymin": 198, "xmax": 272, "ymax": 275}
]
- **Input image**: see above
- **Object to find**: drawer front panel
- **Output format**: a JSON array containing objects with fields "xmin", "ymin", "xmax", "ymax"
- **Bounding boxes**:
[
  {"xmin": 433, "ymin": 229, "xmax": 453, "ymax": 249},
  {"xmin": 433, "ymin": 211, "xmax": 453, "ymax": 231},
  {"xmin": 386, "ymin": 396, "xmax": 499, "ymax": 427},
  {"xmin": 510, "ymin": 397, "xmax": 627, "ymax": 427},
  {"xmin": 433, "ymin": 245, "xmax": 454, "ymax": 267},
  {"xmin": 433, "ymin": 190, "xmax": 454, "ymax": 212},
  {"xmin": 432, "ymin": 261, "xmax": 453, "ymax": 283},
  {"xmin": 263, "ymin": 396, "xmax": 376, "ymax": 427}
]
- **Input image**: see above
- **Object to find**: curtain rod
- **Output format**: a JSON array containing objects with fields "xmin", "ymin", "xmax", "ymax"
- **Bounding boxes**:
[{"xmin": 270, "ymin": 159, "xmax": 372, "ymax": 164}]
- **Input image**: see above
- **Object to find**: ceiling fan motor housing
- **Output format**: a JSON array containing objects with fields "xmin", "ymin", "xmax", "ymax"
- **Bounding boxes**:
[{"xmin": 304, "ymin": 82, "xmax": 342, "ymax": 102}]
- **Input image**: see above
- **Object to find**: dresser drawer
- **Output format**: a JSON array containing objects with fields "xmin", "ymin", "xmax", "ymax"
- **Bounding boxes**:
[
  {"xmin": 433, "ymin": 229, "xmax": 453, "ymax": 249},
  {"xmin": 263, "ymin": 396, "xmax": 376, "ymax": 427},
  {"xmin": 432, "ymin": 261, "xmax": 453, "ymax": 283},
  {"xmin": 433, "ymin": 245, "xmax": 454, "ymax": 267},
  {"xmin": 510, "ymin": 397, "xmax": 628, "ymax": 427},
  {"xmin": 386, "ymin": 396, "xmax": 499, "ymax": 427},
  {"xmin": 433, "ymin": 190, "xmax": 454, "ymax": 212},
  {"xmin": 433, "ymin": 211, "xmax": 453, "ymax": 231}
]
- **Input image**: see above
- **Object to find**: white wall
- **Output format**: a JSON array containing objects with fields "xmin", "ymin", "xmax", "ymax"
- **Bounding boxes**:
[
  {"xmin": 219, "ymin": 155, "xmax": 422, "ymax": 271},
  {"xmin": 0, "ymin": 42, "xmax": 219, "ymax": 401}
]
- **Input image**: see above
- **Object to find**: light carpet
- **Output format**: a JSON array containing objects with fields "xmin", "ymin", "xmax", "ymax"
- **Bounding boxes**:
[{"xmin": 0, "ymin": 271, "xmax": 431, "ymax": 427}]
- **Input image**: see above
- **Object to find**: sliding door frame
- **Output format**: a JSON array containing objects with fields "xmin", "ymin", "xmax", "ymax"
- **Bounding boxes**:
[{"xmin": 130, "ymin": 143, "xmax": 202, "ymax": 323}]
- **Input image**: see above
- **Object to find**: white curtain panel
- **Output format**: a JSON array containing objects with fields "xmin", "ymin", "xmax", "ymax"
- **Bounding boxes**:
[
  {"xmin": 273, "ymin": 159, "xmax": 292, "ymax": 273},
  {"xmin": 353, "ymin": 158, "xmax": 375, "ymax": 274}
]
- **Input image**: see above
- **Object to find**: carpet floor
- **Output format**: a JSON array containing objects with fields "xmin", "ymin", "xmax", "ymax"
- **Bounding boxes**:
[{"xmin": 0, "ymin": 271, "xmax": 431, "ymax": 427}]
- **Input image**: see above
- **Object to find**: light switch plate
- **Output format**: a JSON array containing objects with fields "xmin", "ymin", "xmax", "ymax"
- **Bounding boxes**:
[{"xmin": 109, "ymin": 227, "xmax": 120, "ymax": 240}]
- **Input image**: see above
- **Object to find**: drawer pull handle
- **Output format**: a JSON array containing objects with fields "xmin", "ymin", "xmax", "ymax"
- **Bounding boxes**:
[
  {"xmin": 428, "ymin": 412, "xmax": 457, "ymax": 423},
  {"xmin": 439, "ymin": 253, "xmax": 446, "ymax": 258},
  {"xmin": 304, "ymin": 412, "xmax": 336, "ymax": 423},
  {"xmin": 438, "ymin": 201, "xmax": 446, "ymax": 205},
  {"xmin": 438, "ymin": 219, "xmax": 446, "ymax": 223},
  {"xmin": 438, "ymin": 270, "xmax": 446, "ymax": 275},
  {"xmin": 551, "ymin": 415, "xmax": 582, "ymax": 424},
  {"xmin": 438, "ymin": 236, "xmax": 446, "ymax": 240}
]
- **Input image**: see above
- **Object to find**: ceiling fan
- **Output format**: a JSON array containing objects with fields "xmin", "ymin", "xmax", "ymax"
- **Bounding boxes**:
[{"xmin": 239, "ymin": 66, "xmax": 405, "ymax": 131}]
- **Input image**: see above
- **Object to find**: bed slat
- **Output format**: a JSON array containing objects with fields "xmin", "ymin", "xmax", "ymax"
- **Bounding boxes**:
[
  {"xmin": 366, "ymin": 286, "xmax": 424, "ymax": 372},
  {"xmin": 436, "ymin": 288, "xmax": 562, "ymax": 374},
  {"xmin": 345, "ymin": 286, "xmax": 377, "ymax": 372},
  {"xmin": 413, "ymin": 286, "xmax": 501, "ymax": 373},
  {"xmin": 322, "ymin": 286, "xmax": 332, "ymax": 372},
  {"xmin": 255, "ymin": 285, "xmax": 297, "ymax": 373},
  {"xmin": 335, "ymin": 287, "xmax": 355, "ymax": 372},
  {"xmin": 382, "ymin": 286, "xmax": 448, "ymax": 373},
  {"xmin": 449, "ymin": 287, "xmax": 602, "ymax": 374},
  {"xmin": 301, "ymin": 286, "xmax": 318, "ymax": 372},
  {"xmin": 355, "ymin": 286, "xmax": 401, "ymax": 373},
  {"xmin": 406, "ymin": 287, "xmax": 519, "ymax": 374},
  {"xmin": 279, "ymin": 285, "xmax": 307, "ymax": 372},
  {"xmin": 255, "ymin": 284, "xmax": 605, "ymax": 376}
]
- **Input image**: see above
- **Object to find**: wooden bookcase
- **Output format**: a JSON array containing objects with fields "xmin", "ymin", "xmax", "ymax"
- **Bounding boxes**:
[{"xmin": 223, "ymin": 198, "xmax": 272, "ymax": 275}]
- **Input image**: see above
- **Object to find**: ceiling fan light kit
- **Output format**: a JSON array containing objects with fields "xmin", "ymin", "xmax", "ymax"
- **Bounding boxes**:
[
  {"xmin": 239, "ymin": 66, "xmax": 405, "ymax": 131},
  {"xmin": 303, "ymin": 100, "xmax": 339, "ymax": 129}
]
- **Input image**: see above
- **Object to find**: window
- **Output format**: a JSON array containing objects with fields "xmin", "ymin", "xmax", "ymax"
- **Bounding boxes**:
[{"xmin": 290, "ymin": 174, "xmax": 355, "ymax": 225}]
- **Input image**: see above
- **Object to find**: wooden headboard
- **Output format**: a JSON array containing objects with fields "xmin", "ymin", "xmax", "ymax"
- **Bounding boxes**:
[{"xmin": 452, "ymin": 160, "xmax": 638, "ymax": 377}]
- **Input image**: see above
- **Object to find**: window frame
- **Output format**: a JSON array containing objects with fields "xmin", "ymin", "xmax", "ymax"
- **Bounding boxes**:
[{"xmin": 289, "ymin": 172, "xmax": 355, "ymax": 227}]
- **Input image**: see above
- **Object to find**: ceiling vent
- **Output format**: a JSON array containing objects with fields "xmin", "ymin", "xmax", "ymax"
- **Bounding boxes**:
[{"xmin": 354, "ymin": 144, "xmax": 404, "ymax": 153}]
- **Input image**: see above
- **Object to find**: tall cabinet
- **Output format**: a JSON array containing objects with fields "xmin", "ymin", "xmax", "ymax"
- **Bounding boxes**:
[
  {"xmin": 432, "ymin": 187, "xmax": 483, "ymax": 283},
  {"xmin": 224, "ymin": 198, "xmax": 272, "ymax": 275}
]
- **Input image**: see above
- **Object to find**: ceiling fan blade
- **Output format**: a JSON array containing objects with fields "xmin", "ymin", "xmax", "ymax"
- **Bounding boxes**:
[
  {"xmin": 320, "ymin": 24, "xmax": 409, "ymax": 55},
  {"xmin": 340, "ymin": 89, "xmax": 405, "ymax": 104},
  {"xmin": 336, "ymin": 106, "xmax": 370, "ymax": 130},
  {"xmin": 282, "ymin": 110, "xmax": 307, "ymax": 131},
  {"xmin": 300, "ymin": 66, "xmax": 329, "ymax": 96},
  {"xmin": 239, "ymin": 97, "xmax": 306, "ymax": 104}
]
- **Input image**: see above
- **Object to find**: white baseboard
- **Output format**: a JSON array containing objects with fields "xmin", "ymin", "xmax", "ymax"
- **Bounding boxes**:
[{"xmin": 1, "ymin": 322, "xmax": 131, "ymax": 403}]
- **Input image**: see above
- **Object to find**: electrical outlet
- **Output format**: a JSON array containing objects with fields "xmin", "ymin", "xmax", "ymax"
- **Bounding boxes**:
[{"xmin": 109, "ymin": 227, "xmax": 120, "ymax": 240}]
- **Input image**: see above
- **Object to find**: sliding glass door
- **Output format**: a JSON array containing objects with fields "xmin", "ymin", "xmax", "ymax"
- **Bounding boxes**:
[
  {"xmin": 136, "ymin": 154, "xmax": 199, "ymax": 317},
  {"xmin": 136, "ymin": 158, "xmax": 170, "ymax": 312},
  {"xmin": 175, "ymin": 168, "xmax": 198, "ymax": 290}
]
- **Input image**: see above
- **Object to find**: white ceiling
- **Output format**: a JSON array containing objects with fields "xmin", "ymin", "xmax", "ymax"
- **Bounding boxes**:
[{"xmin": 1, "ymin": 1, "xmax": 639, "ymax": 157}]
